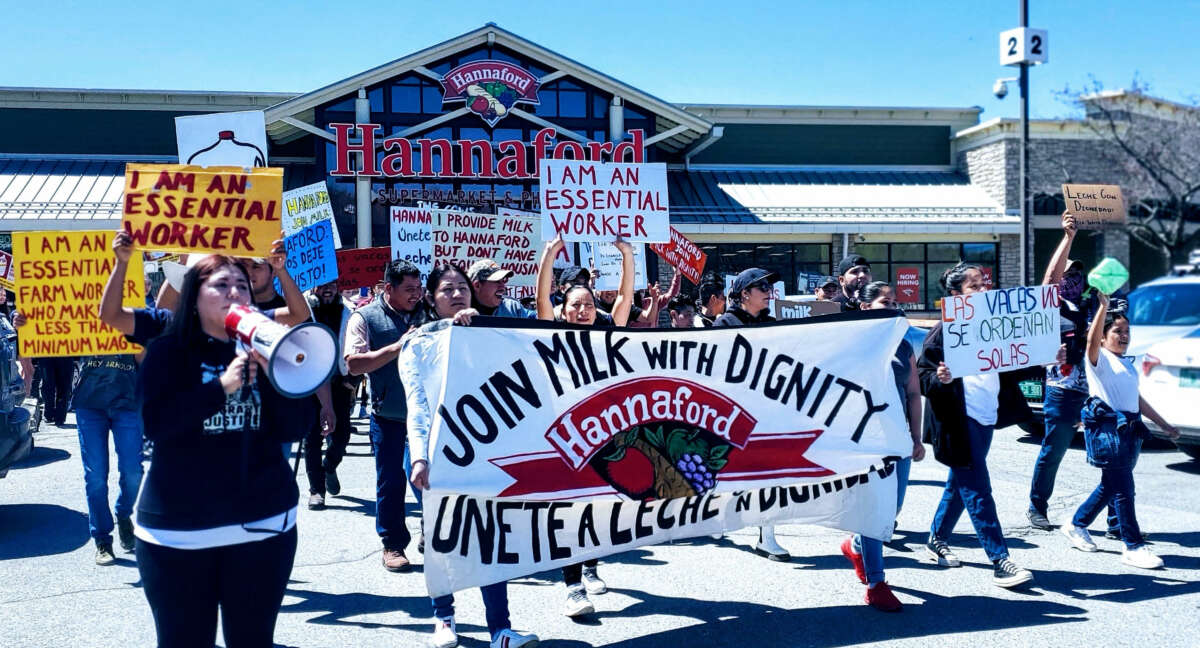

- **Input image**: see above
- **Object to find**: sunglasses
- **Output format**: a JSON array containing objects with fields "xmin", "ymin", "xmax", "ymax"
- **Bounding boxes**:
[{"xmin": 748, "ymin": 281, "xmax": 771, "ymax": 292}]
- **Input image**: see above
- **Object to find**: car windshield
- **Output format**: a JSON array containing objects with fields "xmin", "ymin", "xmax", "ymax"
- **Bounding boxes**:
[{"xmin": 1128, "ymin": 283, "xmax": 1200, "ymax": 326}]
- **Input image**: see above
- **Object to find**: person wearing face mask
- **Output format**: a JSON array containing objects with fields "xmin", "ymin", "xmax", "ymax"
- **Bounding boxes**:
[
  {"xmin": 831, "ymin": 255, "xmax": 872, "ymax": 312},
  {"xmin": 713, "ymin": 268, "xmax": 791, "ymax": 562},
  {"xmin": 919, "ymin": 263, "xmax": 1040, "ymax": 588},
  {"xmin": 134, "ymin": 256, "xmax": 314, "ymax": 648},
  {"xmin": 303, "ymin": 280, "xmax": 357, "ymax": 509},
  {"xmin": 403, "ymin": 263, "xmax": 540, "ymax": 648},
  {"xmin": 1060, "ymin": 294, "xmax": 1178, "ymax": 568}
]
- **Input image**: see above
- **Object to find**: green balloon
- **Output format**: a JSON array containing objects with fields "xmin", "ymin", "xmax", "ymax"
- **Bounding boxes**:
[{"xmin": 1088, "ymin": 257, "xmax": 1129, "ymax": 295}]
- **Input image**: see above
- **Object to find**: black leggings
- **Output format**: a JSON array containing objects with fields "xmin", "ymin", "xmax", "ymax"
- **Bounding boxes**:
[
  {"xmin": 136, "ymin": 527, "xmax": 297, "ymax": 648},
  {"xmin": 562, "ymin": 558, "xmax": 599, "ymax": 585}
]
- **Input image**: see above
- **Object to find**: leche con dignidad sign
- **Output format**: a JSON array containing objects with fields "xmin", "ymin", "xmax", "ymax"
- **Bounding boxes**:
[{"xmin": 941, "ymin": 284, "xmax": 1061, "ymax": 377}]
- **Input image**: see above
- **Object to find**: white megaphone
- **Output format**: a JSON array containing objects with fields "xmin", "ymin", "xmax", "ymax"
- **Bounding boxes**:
[{"xmin": 224, "ymin": 304, "xmax": 337, "ymax": 398}]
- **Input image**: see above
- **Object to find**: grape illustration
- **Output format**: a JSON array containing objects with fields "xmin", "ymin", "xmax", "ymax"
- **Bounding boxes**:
[{"xmin": 675, "ymin": 452, "xmax": 716, "ymax": 494}]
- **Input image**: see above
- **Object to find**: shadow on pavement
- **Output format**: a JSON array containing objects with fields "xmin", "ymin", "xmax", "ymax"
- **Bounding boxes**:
[
  {"xmin": 279, "ymin": 587, "xmax": 431, "ymax": 630},
  {"xmin": 322, "ymin": 495, "xmax": 376, "ymax": 517},
  {"xmin": 1164, "ymin": 459, "xmax": 1200, "ymax": 475},
  {"xmin": 0, "ymin": 504, "xmax": 88, "ymax": 560},
  {"xmin": 1033, "ymin": 566, "xmax": 1200, "ymax": 603},
  {"xmin": 11, "ymin": 445, "xmax": 69, "ymax": 469}
]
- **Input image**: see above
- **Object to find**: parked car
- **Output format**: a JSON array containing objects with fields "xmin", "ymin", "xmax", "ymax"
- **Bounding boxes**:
[
  {"xmin": 0, "ymin": 315, "xmax": 32, "ymax": 478},
  {"xmin": 1140, "ymin": 328, "xmax": 1200, "ymax": 460}
]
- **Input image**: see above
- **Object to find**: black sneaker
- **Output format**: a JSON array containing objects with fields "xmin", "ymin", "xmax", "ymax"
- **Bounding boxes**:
[
  {"xmin": 1106, "ymin": 529, "xmax": 1151, "ymax": 542},
  {"xmin": 95, "ymin": 540, "xmax": 115, "ymax": 566},
  {"xmin": 992, "ymin": 558, "xmax": 1033, "ymax": 588},
  {"xmin": 325, "ymin": 470, "xmax": 341, "ymax": 497},
  {"xmin": 925, "ymin": 539, "xmax": 961, "ymax": 567},
  {"xmin": 1027, "ymin": 509, "xmax": 1053, "ymax": 530},
  {"xmin": 308, "ymin": 493, "xmax": 325, "ymax": 510},
  {"xmin": 117, "ymin": 517, "xmax": 135, "ymax": 552}
]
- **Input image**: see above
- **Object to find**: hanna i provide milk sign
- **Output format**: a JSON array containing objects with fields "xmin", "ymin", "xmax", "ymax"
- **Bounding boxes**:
[{"xmin": 942, "ymin": 285, "xmax": 1061, "ymax": 377}]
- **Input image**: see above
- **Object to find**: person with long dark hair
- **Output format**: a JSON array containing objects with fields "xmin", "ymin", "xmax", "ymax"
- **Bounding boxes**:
[
  {"xmin": 134, "ymin": 255, "xmax": 314, "ymax": 647},
  {"xmin": 403, "ymin": 263, "xmax": 540, "ymax": 648}
]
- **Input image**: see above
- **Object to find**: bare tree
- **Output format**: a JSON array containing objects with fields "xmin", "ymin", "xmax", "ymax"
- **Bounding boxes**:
[{"xmin": 1058, "ymin": 79, "xmax": 1200, "ymax": 269}]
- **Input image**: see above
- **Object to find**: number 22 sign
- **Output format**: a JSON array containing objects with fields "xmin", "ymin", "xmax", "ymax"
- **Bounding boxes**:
[{"xmin": 1000, "ymin": 27, "xmax": 1048, "ymax": 66}]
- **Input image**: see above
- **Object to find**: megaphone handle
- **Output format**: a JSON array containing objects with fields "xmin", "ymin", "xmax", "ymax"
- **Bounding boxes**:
[{"xmin": 240, "ymin": 354, "xmax": 251, "ymax": 401}]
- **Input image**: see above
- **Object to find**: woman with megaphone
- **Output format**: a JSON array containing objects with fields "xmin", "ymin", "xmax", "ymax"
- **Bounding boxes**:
[{"xmin": 134, "ymin": 255, "xmax": 315, "ymax": 648}]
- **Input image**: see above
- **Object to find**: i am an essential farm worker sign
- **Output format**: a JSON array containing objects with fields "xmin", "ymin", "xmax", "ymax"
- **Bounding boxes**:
[
  {"xmin": 539, "ymin": 160, "xmax": 669, "ymax": 243},
  {"xmin": 15, "ymin": 231, "xmax": 144, "ymax": 357},
  {"xmin": 941, "ymin": 285, "xmax": 1061, "ymax": 377},
  {"xmin": 122, "ymin": 164, "xmax": 283, "ymax": 255}
]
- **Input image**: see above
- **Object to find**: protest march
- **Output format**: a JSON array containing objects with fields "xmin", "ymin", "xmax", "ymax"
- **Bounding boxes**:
[{"xmin": 3, "ymin": 16, "xmax": 1199, "ymax": 648}]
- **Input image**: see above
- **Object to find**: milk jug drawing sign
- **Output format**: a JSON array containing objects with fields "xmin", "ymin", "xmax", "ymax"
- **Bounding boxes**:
[{"xmin": 175, "ymin": 111, "xmax": 268, "ymax": 168}]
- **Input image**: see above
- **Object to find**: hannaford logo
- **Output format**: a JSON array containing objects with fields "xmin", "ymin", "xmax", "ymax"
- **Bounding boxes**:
[
  {"xmin": 488, "ymin": 377, "xmax": 833, "ymax": 499},
  {"xmin": 440, "ymin": 60, "xmax": 541, "ymax": 126}
]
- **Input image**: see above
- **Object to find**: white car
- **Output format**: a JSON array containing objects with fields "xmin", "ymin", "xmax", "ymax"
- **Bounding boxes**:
[
  {"xmin": 1141, "ymin": 330, "xmax": 1200, "ymax": 460},
  {"xmin": 1126, "ymin": 274, "xmax": 1200, "ymax": 357}
]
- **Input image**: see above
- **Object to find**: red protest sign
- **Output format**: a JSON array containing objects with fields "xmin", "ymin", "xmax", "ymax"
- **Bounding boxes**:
[
  {"xmin": 648, "ymin": 227, "xmax": 707, "ymax": 284},
  {"xmin": 895, "ymin": 267, "xmax": 920, "ymax": 304},
  {"xmin": 981, "ymin": 266, "xmax": 994, "ymax": 289},
  {"xmin": 335, "ymin": 247, "xmax": 390, "ymax": 291}
]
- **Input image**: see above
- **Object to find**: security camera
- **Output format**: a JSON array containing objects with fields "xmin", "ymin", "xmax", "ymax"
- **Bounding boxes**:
[{"xmin": 993, "ymin": 79, "xmax": 1009, "ymax": 99}]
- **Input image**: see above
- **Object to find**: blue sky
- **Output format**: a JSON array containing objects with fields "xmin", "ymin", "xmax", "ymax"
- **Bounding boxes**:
[{"xmin": 1, "ymin": 0, "xmax": 1196, "ymax": 120}]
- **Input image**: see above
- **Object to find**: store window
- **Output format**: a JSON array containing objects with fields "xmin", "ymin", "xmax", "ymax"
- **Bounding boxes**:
[
  {"xmin": 846, "ymin": 242, "xmax": 998, "ymax": 311},
  {"xmin": 696, "ymin": 243, "xmax": 833, "ymax": 293}
]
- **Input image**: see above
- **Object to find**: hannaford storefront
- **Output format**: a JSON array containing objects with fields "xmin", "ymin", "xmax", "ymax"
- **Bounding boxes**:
[{"xmin": 0, "ymin": 24, "xmax": 1019, "ymax": 312}]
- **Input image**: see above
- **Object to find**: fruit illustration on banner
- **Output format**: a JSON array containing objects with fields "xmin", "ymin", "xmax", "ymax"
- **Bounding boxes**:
[
  {"xmin": 589, "ymin": 424, "xmax": 731, "ymax": 500},
  {"xmin": 466, "ymin": 83, "xmax": 518, "ymax": 122},
  {"xmin": 439, "ymin": 61, "xmax": 541, "ymax": 127}
]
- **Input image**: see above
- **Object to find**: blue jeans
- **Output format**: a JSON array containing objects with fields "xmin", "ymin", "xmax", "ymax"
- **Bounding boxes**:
[
  {"xmin": 431, "ymin": 582, "xmax": 510, "ymax": 636},
  {"xmin": 1029, "ymin": 387, "xmax": 1087, "ymax": 517},
  {"xmin": 370, "ymin": 414, "xmax": 419, "ymax": 551},
  {"xmin": 853, "ymin": 457, "xmax": 911, "ymax": 584},
  {"xmin": 1072, "ymin": 464, "xmax": 1142, "ymax": 549},
  {"xmin": 76, "ymin": 407, "xmax": 144, "ymax": 543},
  {"xmin": 930, "ymin": 417, "xmax": 1009, "ymax": 562}
]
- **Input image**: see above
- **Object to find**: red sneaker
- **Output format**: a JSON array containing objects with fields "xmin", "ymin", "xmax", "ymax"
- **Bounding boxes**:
[
  {"xmin": 840, "ymin": 537, "xmax": 867, "ymax": 584},
  {"xmin": 865, "ymin": 582, "xmax": 902, "ymax": 612}
]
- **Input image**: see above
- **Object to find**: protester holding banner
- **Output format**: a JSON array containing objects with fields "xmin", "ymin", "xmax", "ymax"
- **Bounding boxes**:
[
  {"xmin": 839, "ymin": 281, "xmax": 924, "ymax": 612},
  {"xmin": 918, "ymin": 263, "xmax": 1037, "ymax": 588},
  {"xmin": 303, "ymin": 281, "xmax": 357, "ymax": 509},
  {"xmin": 1061, "ymin": 293, "xmax": 1178, "ymax": 568},
  {"xmin": 468, "ymin": 259, "xmax": 537, "ymax": 319},
  {"xmin": 402, "ymin": 262, "xmax": 540, "ymax": 648},
  {"xmin": 134, "ymin": 256, "xmax": 314, "ymax": 648},
  {"xmin": 345, "ymin": 259, "xmax": 428, "ymax": 572},
  {"xmin": 831, "ymin": 255, "xmax": 872, "ymax": 312},
  {"xmin": 712, "ymin": 267, "xmax": 790, "ymax": 561}
]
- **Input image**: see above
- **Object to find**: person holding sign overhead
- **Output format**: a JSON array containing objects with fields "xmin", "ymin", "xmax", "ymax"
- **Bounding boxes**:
[
  {"xmin": 918, "ymin": 263, "xmax": 1040, "ymax": 588},
  {"xmin": 1060, "ymin": 293, "xmax": 1178, "ymax": 568}
]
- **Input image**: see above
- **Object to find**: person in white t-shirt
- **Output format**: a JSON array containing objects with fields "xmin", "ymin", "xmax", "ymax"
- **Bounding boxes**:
[{"xmin": 1061, "ymin": 293, "xmax": 1178, "ymax": 569}]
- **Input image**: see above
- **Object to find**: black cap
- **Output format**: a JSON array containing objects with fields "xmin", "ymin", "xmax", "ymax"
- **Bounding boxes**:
[
  {"xmin": 819, "ymin": 276, "xmax": 839, "ymax": 290},
  {"xmin": 731, "ymin": 267, "xmax": 779, "ymax": 295},
  {"xmin": 559, "ymin": 266, "xmax": 590, "ymax": 285},
  {"xmin": 836, "ymin": 254, "xmax": 870, "ymax": 277}
]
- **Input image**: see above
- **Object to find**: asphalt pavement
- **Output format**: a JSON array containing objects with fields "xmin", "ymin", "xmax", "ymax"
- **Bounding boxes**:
[{"xmin": 2, "ymin": 405, "xmax": 1199, "ymax": 648}]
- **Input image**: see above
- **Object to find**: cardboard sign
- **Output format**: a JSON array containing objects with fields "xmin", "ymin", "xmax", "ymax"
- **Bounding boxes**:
[
  {"xmin": 539, "ymin": 160, "xmax": 670, "ymax": 243},
  {"xmin": 774, "ymin": 298, "xmax": 842, "ymax": 320},
  {"xmin": 335, "ymin": 246, "xmax": 390, "ymax": 291},
  {"xmin": 390, "ymin": 205, "xmax": 433, "ymax": 284},
  {"xmin": 175, "ymin": 110, "xmax": 268, "ymax": 168},
  {"xmin": 14, "ymin": 231, "xmax": 144, "ymax": 357},
  {"xmin": 282, "ymin": 181, "xmax": 342, "ymax": 248},
  {"xmin": 432, "ymin": 207, "xmax": 539, "ymax": 299},
  {"xmin": 941, "ymin": 284, "xmax": 1061, "ymax": 377},
  {"xmin": 583, "ymin": 241, "xmax": 648, "ymax": 291},
  {"xmin": 0, "ymin": 250, "xmax": 14, "ymax": 291},
  {"xmin": 122, "ymin": 164, "xmax": 283, "ymax": 256},
  {"xmin": 649, "ymin": 226, "xmax": 707, "ymax": 284},
  {"xmin": 276, "ymin": 220, "xmax": 338, "ymax": 293},
  {"xmin": 895, "ymin": 267, "xmax": 920, "ymax": 304},
  {"xmin": 1062, "ymin": 184, "xmax": 1127, "ymax": 229}
]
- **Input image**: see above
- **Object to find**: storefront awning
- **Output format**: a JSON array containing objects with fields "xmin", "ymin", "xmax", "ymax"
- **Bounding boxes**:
[
  {"xmin": 669, "ymin": 169, "xmax": 1018, "ymax": 233},
  {"xmin": 0, "ymin": 158, "xmax": 125, "ymax": 230}
]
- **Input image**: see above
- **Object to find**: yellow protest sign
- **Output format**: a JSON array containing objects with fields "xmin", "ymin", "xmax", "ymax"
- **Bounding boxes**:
[
  {"xmin": 14, "ymin": 231, "xmax": 144, "ymax": 358},
  {"xmin": 122, "ymin": 163, "xmax": 283, "ymax": 255}
]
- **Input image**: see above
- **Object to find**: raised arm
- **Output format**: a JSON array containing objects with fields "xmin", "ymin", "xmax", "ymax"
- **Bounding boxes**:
[
  {"xmin": 265, "ymin": 234, "xmax": 311, "ymax": 327},
  {"xmin": 1042, "ymin": 211, "xmax": 1078, "ymax": 286},
  {"xmin": 610, "ymin": 239, "xmax": 635, "ymax": 326},
  {"xmin": 1086, "ymin": 292, "xmax": 1109, "ymax": 367},
  {"xmin": 536, "ymin": 235, "xmax": 564, "ymax": 321},
  {"xmin": 99, "ymin": 230, "xmax": 137, "ymax": 335}
]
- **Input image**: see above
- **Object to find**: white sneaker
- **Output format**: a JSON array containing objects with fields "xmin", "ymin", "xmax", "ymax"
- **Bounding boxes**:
[
  {"xmin": 563, "ymin": 584, "xmax": 594, "ymax": 617},
  {"xmin": 754, "ymin": 525, "xmax": 791, "ymax": 561},
  {"xmin": 1061, "ymin": 525, "xmax": 1098, "ymax": 552},
  {"xmin": 430, "ymin": 616, "xmax": 457, "ymax": 648},
  {"xmin": 490, "ymin": 628, "xmax": 539, "ymax": 648},
  {"xmin": 581, "ymin": 565, "xmax": 607, "ymax": 594},
  {"xmin": 1122, "ymin": 545, "xmax": 1164, "ymax": 569}
]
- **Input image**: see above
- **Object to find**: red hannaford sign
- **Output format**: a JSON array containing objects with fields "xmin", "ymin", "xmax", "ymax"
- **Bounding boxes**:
[
  {"xmin": 895, "ymin": 266, "xmax": 920, "ymax": 304},
  {"xmin": 649, "ymin": 227, "xmax": 707, "ymax": 283},
  {"xmin": 439, "ymin": 61, "xmax": 541, "ymax": 126}
]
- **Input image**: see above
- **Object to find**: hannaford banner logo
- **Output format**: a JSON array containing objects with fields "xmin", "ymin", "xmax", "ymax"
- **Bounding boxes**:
[
  {"xmin": 440, "ymin": 61, "xmax": 541, "ymax": 126},
  {"xmin": 489, "ymin": 376, "xmax": 832, "ymax": 499}
]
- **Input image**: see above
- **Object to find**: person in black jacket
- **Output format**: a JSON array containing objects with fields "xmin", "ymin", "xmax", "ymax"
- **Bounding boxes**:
[
  {"xmin": 134, "ymin": 255, "xmax": 314, "ymax": 648},
  {"xmin": 919, "ymin": 262, "xmax": 1040, "ymax": 589}
]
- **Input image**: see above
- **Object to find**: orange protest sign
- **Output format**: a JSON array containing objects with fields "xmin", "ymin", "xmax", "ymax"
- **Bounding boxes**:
[
  {"xmin": 122, "ymin": 164, "xmax": 283, "ymax": 255},
  {"xmin": 14, "ymin": 231, "xmax": 144, "ymax": 358}
]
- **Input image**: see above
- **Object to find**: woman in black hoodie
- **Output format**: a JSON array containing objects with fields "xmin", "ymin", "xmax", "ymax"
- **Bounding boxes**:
[{"xmin": 135, "ymin": 255, "xmax": 313, "ymax": 648}]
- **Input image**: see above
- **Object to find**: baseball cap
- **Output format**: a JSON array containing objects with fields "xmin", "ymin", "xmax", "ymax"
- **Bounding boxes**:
[
  {"xmin": 836, "ymin": 254, "xmax": 870, "ymax": 277},
  {"xmin": 731, "ymin": 268, "xmax": 780, "ymax": 295},
  {"xmin": 819, "ymin": 276, "xmax": 839, "ymax": 290},
  {"xmin": 559, "ymin": 266, "xmax": 591, "ymax": 285},
  {"xmin": 1066, "ymin": 259, "xmax": 1084, "ymax": 272},
  {"xmin": 467, "ymin": 259, "xmax": 514, "ymax": 283}
]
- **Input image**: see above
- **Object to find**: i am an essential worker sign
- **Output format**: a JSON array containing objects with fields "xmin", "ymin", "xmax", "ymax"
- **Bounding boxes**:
[
  {"xmin": 539, "ymin": 160, "xmax": 669, "ymax": 243},
  {"xmin": 941, "ymin": 284, "xmax": 1061, "ymax": 377}
]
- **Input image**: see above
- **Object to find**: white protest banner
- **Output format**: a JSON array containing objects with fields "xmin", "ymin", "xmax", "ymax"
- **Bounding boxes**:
[
  {"xmin": 175, "ymin": 111, "xmax": 268, "ymax": 168},
  {"xmin": 432, "ymin": 208, "xmax": 540, "ymax": 299},
  {"xmin": 942, "ymin": 284, "xmax": 1061, "ymax": 377},
  {"xmin": 539, "ymin": 160, "xmax": 669, "ymax": 243},
  {"xmin": 282, "ymin": 181, "xmax": 342, "ymax": 248},
  {"xmin": 407, "ymin": 313, "xmax": 912, "ymax": 595},
  {"xmin": 390, "ymin": 205, "xmax": 433, "ymax": 284},
  {"xmin": 582, "ymin": 241, "xmax": 648, "ymax": 290}
]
